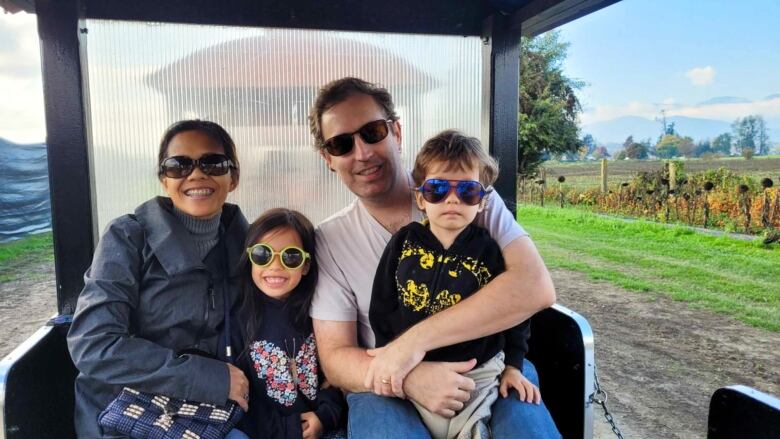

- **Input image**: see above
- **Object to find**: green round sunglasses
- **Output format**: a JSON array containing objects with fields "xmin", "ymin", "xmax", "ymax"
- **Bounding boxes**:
[{"xmin": 246, "ymin": 243, "xmax": 310, "ymax": 269}]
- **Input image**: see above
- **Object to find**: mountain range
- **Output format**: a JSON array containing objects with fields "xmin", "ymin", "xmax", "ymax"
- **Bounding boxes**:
[{"xmin": 582, "ymin": 95, "xmax": 780, "ymax": 152}]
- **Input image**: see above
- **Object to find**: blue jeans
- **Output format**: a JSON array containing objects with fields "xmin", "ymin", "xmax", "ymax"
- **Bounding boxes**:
[
  {"xmin": 225, "ymin": 429, "xmax": 250, "ymax": 439},
  {"xmin": 347, "ymin": 359, "xmax": 560, "ymax": 439},
  {"xmin": 490, "ymin": 359, "xmax": 561, "ymax": 439}
]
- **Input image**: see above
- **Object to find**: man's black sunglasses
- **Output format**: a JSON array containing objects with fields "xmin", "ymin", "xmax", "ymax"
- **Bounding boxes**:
[
  {"xmin": 159, "ymin": 154, "xmax": 235, "ymax": 179},
  {"xmin": 321, "ymin": 119, "xmax": 394, "ymax": 156}
]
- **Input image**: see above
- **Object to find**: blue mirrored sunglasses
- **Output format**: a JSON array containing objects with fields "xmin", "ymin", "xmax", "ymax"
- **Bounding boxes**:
[{"xmin": 417, "ymin": 179, "xmax": 488, "ymax": 206}]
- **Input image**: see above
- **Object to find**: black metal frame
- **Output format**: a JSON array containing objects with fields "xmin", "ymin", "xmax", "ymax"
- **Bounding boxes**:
[
  {"xmin": 36, "ymin": 0, "xmax": 93, "ymax": 316},
  {"xmin": 708, "ymin": 385, "xmax": 780, "ymax": 439},
  {"xmin": 22, "ymin": 0, "xmax": 621, "ymax": 315},
  {"xmin": 485, "ymin": 13, "xmax": 522, "ymax": 213},
  {"xmin": 0, "ymin": 1, "xmax": 623, "ymax": 438}
]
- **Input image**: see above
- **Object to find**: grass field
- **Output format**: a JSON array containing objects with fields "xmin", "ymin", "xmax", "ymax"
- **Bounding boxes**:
[
  {"xmin": 0, "ymin": 233, "xmax": 54, "ymax": 282},
  {"xmin": 517, "ymin": 205, "xmax": 780, "ymax": 332},
  {"xmin": 538, "ymin": 156, "xmax": 780, "ymax": 190}
]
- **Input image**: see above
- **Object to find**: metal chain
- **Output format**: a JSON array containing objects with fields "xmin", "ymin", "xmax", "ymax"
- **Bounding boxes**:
[{"xmin": 589, "ymin": 366, "xmax": 625, "ymax": 439}]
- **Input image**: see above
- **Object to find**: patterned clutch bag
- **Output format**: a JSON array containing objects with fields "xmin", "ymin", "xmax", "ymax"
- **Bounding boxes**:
[{"xmin": 98, "ymin": 387, "xmax": 244, "ymax": 439}]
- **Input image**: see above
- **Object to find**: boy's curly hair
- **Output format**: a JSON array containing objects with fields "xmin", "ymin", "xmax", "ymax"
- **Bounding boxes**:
[{"xmin": 412, "ymin": 130, "xmax": 498, "ymax": 187}]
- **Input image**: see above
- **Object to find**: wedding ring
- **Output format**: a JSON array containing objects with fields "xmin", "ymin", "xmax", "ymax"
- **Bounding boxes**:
[{"xmin": 381, "ymin": 378, "xmax": 390, "ymax": 384}]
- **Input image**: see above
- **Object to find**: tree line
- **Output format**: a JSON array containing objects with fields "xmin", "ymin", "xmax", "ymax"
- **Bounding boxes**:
[
  {"xmin": 612, "ymin": 115, "xmax": 772, "ymax": 160},
  {"xmin": 518, "ymin": 31, "xmax": 775, "ymax": 178}
]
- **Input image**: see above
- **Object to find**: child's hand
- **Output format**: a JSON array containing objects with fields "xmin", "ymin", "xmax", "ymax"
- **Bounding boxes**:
[
  {"xmin": 499, "ymin": 365, "xmax": 541, "ymax": 404},
  {"xmin": 300, "ymin": 411, "xmax": 323, "ymax": 439}
]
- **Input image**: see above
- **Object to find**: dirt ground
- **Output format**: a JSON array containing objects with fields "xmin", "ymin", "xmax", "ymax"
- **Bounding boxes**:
[
  {"xmin": 1, "ymin": 263, "xmax": 778, "ymax": 438},
  {"xmin": 552, "ymin": 269, "xmax": 779, "ymax": 439},
  {"xmin": 0, "ymin": 258, "xmax": 56, "ymax": 357}
]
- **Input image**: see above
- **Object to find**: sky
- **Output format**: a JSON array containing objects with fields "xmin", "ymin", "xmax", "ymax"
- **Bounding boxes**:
[
  {"xmin": 557, "ymin": 0, "xmax": 780, "ymax": 126},
  {"xmin": 1, "ymin": 0, "xmax": 779, "ymax": 143},
  {"xmin": 0, "ymin": 11, "xmax": 44, "ymax": 143}
]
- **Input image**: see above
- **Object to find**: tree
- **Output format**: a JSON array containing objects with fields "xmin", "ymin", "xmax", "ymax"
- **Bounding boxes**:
[
  {"xmin": 732, "ymin": 115, "xmax": 770, "ymax": 155},
  {"xmin": 712, "ymin": 133, "xmax": 732, "ymax": 155},
  {"xmin": 582, "ymin": 134, "xmax": 596, "ymax": 156},
  {"xmin": 623, "ymin": 135, "xmax": 634, "ymax": 150},
  {"xmin": 518, "ymin": 31, "xmax": 584, "ymax": 178},
  {"xmin": 757, "ymin": 117, "xmax": 770, "ymax": 155},
  {"xmin": 625, "ymin": 140, "xmax": 649, "ymax": 159},
  {"xmin": 694, "ymin": 139, "xmax": 712, "ymax": 157},
  {"xmin": 620, "ymin": 136, "xmax": 647, "ymax": 159},
  {"xmin": 676, "ymin": 136, "xmax": 696, "ymax": 158},
  {"xmin": 657, "ymin": 121, "xmax": 678, "ymax": 143},
  {"xmin": 654, "ymin": 134, "xmax": 683, "ymax": 158},
  {"xmin": 665, "ymin": 121, "xmax": 677, "ymax": 136},
  {"xmin": 592, "ymin": 146, "xmax": 610, "ymax": 160}
]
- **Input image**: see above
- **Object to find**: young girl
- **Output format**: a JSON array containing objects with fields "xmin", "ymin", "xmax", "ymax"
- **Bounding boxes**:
[{"xmin": 229, "ymin": 208, "xmax": 345, "ymax": 439}]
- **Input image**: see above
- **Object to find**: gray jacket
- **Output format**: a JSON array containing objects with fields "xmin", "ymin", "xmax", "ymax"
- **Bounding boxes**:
[{"xmin": 67, "ymin": 197, "xmax": 248, "ymax": 438}]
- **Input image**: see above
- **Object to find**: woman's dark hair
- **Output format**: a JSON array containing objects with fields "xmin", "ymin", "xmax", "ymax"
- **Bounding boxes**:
[
  {"xmin": 157, "ymin": 119, "xmax": 241, "ymax": 186},
  {"xmin": 238, "ymin": 208, "xmax": 318, "ymax": 357}
]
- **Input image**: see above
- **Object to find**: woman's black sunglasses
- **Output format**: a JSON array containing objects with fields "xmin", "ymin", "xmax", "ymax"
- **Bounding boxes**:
[
  {"xmin": 417, "ymin": 179, "xmax": 489, "ymax": 206},
  {"xmin": 160, "ymin": 154, "xmax": 235, "ymax": 179},
  {"xmin": 321, "ymin": 119, "xmax": 393, "ymax": 156}
]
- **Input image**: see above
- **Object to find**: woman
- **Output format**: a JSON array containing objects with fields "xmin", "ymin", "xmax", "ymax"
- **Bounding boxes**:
[{"xmin": 67, "ymin": 120, "xmax": 250, "ymax": 438}]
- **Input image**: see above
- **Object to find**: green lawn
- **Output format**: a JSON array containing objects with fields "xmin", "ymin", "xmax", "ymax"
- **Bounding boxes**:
[
  {"xmin": 0, "ymin": 233, "xmax": 54, "ymax": 281},
  {"xmin": 518, "ymin": 205, "xmax": 780, "ymax": 332}
]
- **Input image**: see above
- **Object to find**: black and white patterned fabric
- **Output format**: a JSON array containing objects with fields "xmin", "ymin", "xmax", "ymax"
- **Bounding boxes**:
[{"xmin": 98, "ymin": 387, "xmax": 244, "ymax": 439}]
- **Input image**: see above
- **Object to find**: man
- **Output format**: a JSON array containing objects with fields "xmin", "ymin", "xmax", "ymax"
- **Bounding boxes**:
[{"xmin": 309, "ymin": 77, "xmax": 559, "ymax": 438}]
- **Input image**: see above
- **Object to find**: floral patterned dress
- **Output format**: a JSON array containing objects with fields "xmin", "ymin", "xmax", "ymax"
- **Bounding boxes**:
[{"xmin": 229, "ymin": 294, "xmax": 344, "ymax": 439}]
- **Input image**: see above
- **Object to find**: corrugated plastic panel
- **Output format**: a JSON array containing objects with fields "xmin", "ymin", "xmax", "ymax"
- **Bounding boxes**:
[{"xmin": 83, "ymin": 20, "xmax": 483, "ymax": 232}]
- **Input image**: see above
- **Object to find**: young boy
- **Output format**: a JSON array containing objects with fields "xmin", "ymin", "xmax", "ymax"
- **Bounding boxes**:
[{"xmin": 369, "ymin": 130, "xmax": 540, "ymax": 439}]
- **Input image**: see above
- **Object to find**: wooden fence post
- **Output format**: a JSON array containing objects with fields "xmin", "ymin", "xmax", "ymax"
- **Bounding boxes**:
[
  {"xmin": 669, "ymin": 162, "xmax": 677, "ymax": 190},
  {"xmin": 600, "ymin": 159, "xmax": 608, "ymax": 193}
]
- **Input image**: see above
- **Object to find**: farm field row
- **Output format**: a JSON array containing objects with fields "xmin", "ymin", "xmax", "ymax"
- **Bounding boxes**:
[
  {"xmin": 517, "ymin": 205, "xmax": 780, "ymax": 332},
  {"xmin": 537, "ymin": 157, "xmax": 780, "ymax": 190}
]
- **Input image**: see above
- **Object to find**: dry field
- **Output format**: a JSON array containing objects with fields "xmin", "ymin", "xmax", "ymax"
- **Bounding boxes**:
[{"xmin": 537, "ymin": 156, "xmax": 780, "ymax": 191}]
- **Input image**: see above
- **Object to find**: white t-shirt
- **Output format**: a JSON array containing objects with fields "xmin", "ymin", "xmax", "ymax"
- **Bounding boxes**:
[{"xmin": 311, "ymin": 186, "xmax": 527, "ymax": 348}]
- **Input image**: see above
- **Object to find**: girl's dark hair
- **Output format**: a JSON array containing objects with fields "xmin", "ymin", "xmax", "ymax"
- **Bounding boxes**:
[
  {"xmin": 238, "ymin": 208, "xmax": 318, "ymax": 356},
  {"xmin": 157, "ymin": 119, "xmax": 241, "ymax": 186}
]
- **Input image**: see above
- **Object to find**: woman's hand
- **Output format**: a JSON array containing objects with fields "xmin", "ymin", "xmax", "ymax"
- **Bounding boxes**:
[
  {"xmin": 300, "ymin": 411, "xmax": 323, "ymax": 439},
  {"xmin": 499, "ymin": 365, "xmax": 541, "ymax": 404},
  {"xmin": 227, "ymin": 363, "xmax": 250, "ymax": 411}
]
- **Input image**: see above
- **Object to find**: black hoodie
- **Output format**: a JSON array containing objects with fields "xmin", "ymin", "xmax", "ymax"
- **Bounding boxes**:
[
  {"xmin": 228, "ymin": 293, "xmax": 345, "ymax": 438},
  {"xmin": 369, "ymin": 221, "xmax": 530, "ymax": 370}
]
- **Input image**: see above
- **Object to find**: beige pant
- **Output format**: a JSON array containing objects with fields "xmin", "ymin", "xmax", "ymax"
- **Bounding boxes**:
[{"xmin": 412, "ymin": 352, "xmax": 504, "ymax": 439}]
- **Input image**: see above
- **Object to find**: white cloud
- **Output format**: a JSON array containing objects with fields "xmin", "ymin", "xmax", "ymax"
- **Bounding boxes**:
[
  {"xmin": 662, "ymin": 97, "xmax": 678, "ymax": 106},
  {"xmin": 580, "ymin": 101, "xmax": 658, "ymax": 125},
  {"xmin": 0, "ymin": 12, "xmax": 45, "ymax": 143},
  {"xmin": 685, "ymin": 66, "xmax": 715, "ymax": 86},
  {"xmin": 669, "ymin": 96, "xmax": 780, "ymax": 120},
  {"xmin": 581, "ymin": 96, "xmax": 780, "ymax": 125}
]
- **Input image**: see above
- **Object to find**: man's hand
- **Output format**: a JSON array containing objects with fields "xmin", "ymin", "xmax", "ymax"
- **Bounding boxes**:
[
  {"xmin": 227, "ymin": 363, "xmax": 249, "ymax": 411},
  {"xmin": 300, "ymin": 411, "xmax": 323, "ymax": 439},
  {"xmin": 499, "ymin": 365, "xmax": 541, "ymax": 404},
  {"xmin": 403, "ymin": 360, "xmax": 477, "ymax": 418},
  {"xmin": 364, "ymin": 336, "xmax": 426, "ymax": 397}
]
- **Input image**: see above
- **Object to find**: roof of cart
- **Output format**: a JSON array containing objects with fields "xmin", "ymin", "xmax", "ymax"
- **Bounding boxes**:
[{"xmin": 0, "ymin": 0, "xmax": 621, "ymax": 37}]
